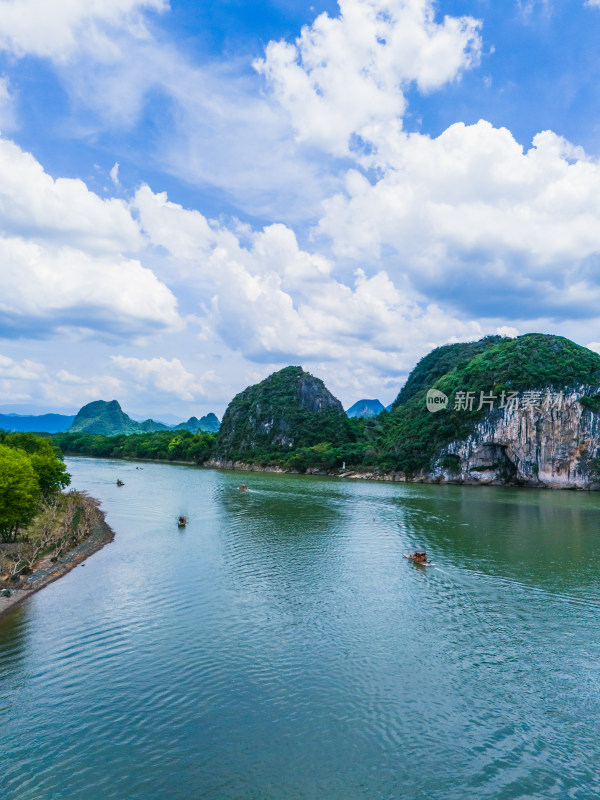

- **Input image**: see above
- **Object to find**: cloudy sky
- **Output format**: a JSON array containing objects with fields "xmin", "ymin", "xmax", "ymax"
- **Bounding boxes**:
[{"xmin": 1, "ymin": 0, "xmax": 600, "ymax": 420}]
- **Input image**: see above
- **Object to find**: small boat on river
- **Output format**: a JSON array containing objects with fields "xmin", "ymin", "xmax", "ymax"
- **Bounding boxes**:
[
  {"xmin": 116, "ymin": 479, "xmax": 124, "ymax": 487},
  {"xmin": 404, "ymin": 551, "xmax": 432, "ymax": 566},
  {"xmin": 178, "ymin": 516, "xmax": 187, "ymax": 527}
]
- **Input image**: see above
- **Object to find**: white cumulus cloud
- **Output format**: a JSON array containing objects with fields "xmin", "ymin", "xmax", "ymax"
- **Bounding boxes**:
[
  {"xmin": 111, "ymin": 355, "xmax": 214, "ymax": 402},
  {"xmin": 133, "ymin": 184, "xmax": 216, "ymax": 262},
  {"xmin": 0, "ymin": 354, "xmax": 46, "ymax": 380},
  {"xmin": 0, "ymin": 237, "xmax": 181, "ymax": 338},
  {"xmin": 255, "ymin": 0, "xmax": 482, "ymax": 155},
  {"xmin": 315, "ymin": 121, "xmax": 600, "ymax": 317},
  {"xmin": 0, "ymin": 0, "xmax": 167, "ymax": 62},
  {"xmin": 0, "ymin": 138, "xmax": 183, "ymax": 339},
  {"xmin": 133, "ymin": 184, "xmax": 485, "ymax": 390},
  {"xmin": 0, "ymin": 138, "xmax": 141, "ymax": 253},
  {"xmin": 0, "ymin": 355, "xmax": 124, "ymax": 409}
]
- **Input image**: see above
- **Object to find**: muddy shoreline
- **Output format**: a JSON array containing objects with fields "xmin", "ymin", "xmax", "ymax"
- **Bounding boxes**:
[{"xmin": 0, "ymin": 507, "xmax": 114, "ymax": 620}]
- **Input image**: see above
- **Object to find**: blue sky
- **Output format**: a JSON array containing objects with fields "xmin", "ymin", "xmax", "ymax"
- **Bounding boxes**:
[{"xmin": 1, "ymin": 0, "xmax": 600, "ymax": 419}]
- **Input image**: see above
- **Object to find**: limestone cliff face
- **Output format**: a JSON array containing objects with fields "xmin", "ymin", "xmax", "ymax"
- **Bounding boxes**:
[
  {"xmin": 296, "ymin": 372, "xmax": 343, "ymax": 415},
  {"xmin": 430, "ymin": 385, "xmax": 600, "ymax": 488}
]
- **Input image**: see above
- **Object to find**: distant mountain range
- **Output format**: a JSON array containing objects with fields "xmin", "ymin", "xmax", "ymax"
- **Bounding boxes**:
[
  {"xmin": 0, "ymin": 402, "xmax": 220, "ymax": 435},
  {"xmin": 69, "ymin": 400, "xmax": 220, "ymax": 436},
  {"xmin": 0, "ymin": 412, "xmax": 76, "ymax": 433},
  {"xmin": 36, "ymin": 334, "xmax": 600, "ymax": 490},
  {"xmin": 172, "ymin": 414, "xmax": 220, "ymax": 434},
  {"xmin": 346, "ymin": 399, "xmax": 385, "ymax": 418}
]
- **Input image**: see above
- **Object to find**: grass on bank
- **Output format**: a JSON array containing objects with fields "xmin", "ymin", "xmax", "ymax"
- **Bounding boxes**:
[{"xmin": 0, "ymin": 491, "xmax": 100, "ymax": 588}]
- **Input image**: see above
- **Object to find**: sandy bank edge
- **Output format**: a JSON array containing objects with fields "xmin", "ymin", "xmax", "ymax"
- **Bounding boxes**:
[{"xmin": 0, "ymin": 507, "xmax": 114, "ymax": 620}]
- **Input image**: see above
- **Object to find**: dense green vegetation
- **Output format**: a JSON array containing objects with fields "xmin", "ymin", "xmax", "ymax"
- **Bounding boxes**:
[
  {"xmin": 391, "ymin": 336, "xmax": 503, "ymax": 409},
  {"xmin": 580, "ymin": 393, "xmax": 600, "ymax": 413},
  {"xmin": 215, "ymin": 334, "xmax": 600, "ymax": 475},
  {"xmin": 47, "ymin": 334, "xmax": 600, "ymax": 478},
  {"xmin": 54, "ymin": 419, "xmax": 367, "ymax": 472},
  {"xmin": 381, "ymin": 334, "xmax": 600, "ymax": 474},
  {"xmin": 53, "ymin": 429, "xmax": 217, "ymax": 464},
  {"xmin": 213, "ymin": 334, "xmax": 600, "ymax": 475},
  {"xmin": 69, "ymin": 399, "xmax": 170, "ymax": 435},
  {"xmin": 215, "ymin": 366, "xmax": 354, "ymax": 466},
  {"xmin": 0, "ymin": 432, "xmax": 71, "ymax": 543},
  {"xmin": 68, "ymin": 399, "xmax": 220, "ymax": 436}
]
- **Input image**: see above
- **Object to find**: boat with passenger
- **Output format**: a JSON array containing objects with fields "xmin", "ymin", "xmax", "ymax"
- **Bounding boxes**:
[{"xmin": 404, "ymin": 550, "xmax": 432, "ymax": 566}]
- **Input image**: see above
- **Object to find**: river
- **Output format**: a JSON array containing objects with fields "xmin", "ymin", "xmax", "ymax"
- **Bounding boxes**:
[{"xmin": 1, "ymin": 456, "xmax": 600, "ymax": 799}]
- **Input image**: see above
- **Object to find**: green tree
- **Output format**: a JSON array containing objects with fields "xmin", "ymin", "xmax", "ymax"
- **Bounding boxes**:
[
  {"xmin": 167, "ymin": 435, "xmax": 185, "ymax": 459},
  {"xmin": 0, "ymin": 444, "xmax": 40, "ymax": 542},
  {"xmin": 29, "ymin": 451, "xmax": 71, "ymax": 497}
]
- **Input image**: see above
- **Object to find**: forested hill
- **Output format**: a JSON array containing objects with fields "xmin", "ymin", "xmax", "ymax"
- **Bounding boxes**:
[
  {"xmin": 214, "ymin": 366, "xmax": 353, "ymax": 464},
  {"xmin": 68, "ymin": 400, "xmax": 166, "ymax": 435},
  {"xmin": 390, "ymin": 336, "xmax": 503, "ymax": 410},
  {"xmin": 381, "ymin": 333, "xmax": 600, "ymax": 475},
  {"xmin": 50, "ymin": 334, "xmax": 600, "ymax": 489},
  {"xmin": 173, "ymin": 413, "xmax": 220, "ymax": 434},
  {"xmin": 68, "ymin": 400, "xmax": 219, "ymax": 436}
]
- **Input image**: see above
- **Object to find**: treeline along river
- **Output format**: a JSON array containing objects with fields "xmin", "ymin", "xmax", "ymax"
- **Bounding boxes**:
[{"xmin": 1, "ymin": 457, "xmax": 600, "ymax": 799}]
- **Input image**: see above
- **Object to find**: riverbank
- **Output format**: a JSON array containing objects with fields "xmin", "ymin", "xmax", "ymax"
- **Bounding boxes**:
[
  {"xmin": 0, "ymin": 497, "xmax": 114, "ymax": 620},
  {"xmin": 59, "ymin": 453, "xmax": 599, "ymax": 491},
  {"xmin": 207, "ymin": 459, "xmax": 600, "ymax": 490},
  {"xmin": 209, "ymin": 458, "xmax": 400, "ymax": 481}
]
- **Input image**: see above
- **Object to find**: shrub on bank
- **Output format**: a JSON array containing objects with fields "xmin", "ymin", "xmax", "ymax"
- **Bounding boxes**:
[
  {"xmin": 0, "ymin": 433, "xmax": 71, "ymax": 543},
  {"xmin": 0, "ymin": 491, "xmax": 98, "ymax": 586}
]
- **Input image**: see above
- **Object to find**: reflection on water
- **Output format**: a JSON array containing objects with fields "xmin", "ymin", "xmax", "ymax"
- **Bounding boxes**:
[
  {"xmin": 1, "ymin": 458, "xmax": 599, "ymax": 800},
  {"xmin": 0, "ymin": 608, "xmax": 30, "ymax": 690}
]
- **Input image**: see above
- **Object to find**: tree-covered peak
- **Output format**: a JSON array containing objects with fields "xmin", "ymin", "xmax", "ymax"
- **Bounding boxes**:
[
  {"xmin": 382, "ymin": 333, "xmax": 600, "ymax": 475},
  {"xmin": 215, "ymin": 366, "xmax": 352, "ymax": 463},
  {"xmin": 436, "ymin": 333, "xmax": 600, "ymax": 394},
  {"xmin": 392, "ymin": 335, "xmax": 503, "ymax": 410}
]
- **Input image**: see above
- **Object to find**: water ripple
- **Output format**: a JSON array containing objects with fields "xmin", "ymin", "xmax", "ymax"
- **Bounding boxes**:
[{"xmin": 1, "ymin": 460, "xmax": 600, "ymax": 800}]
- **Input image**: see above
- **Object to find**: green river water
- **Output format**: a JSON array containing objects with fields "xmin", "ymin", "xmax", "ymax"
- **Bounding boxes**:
[{"xmin": 1, "ymin": 456, "xmax": 600, "ymax": 799}]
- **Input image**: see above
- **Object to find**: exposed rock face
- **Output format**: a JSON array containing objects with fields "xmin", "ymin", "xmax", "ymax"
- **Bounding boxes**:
[
  {"xmin": 215, "ymin": 366, "xmax": 351, "ymax": 461},
  {"xmin": 431, "ymin": 386, "xmax": 600, "ymax": 488},
  {"xmin": 296, "ymin": 371, "xmax": 343, "ymax": 414},
  {"xmin": 382, "ymin": 333, "xmax": 600, "ymax": 489}
]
